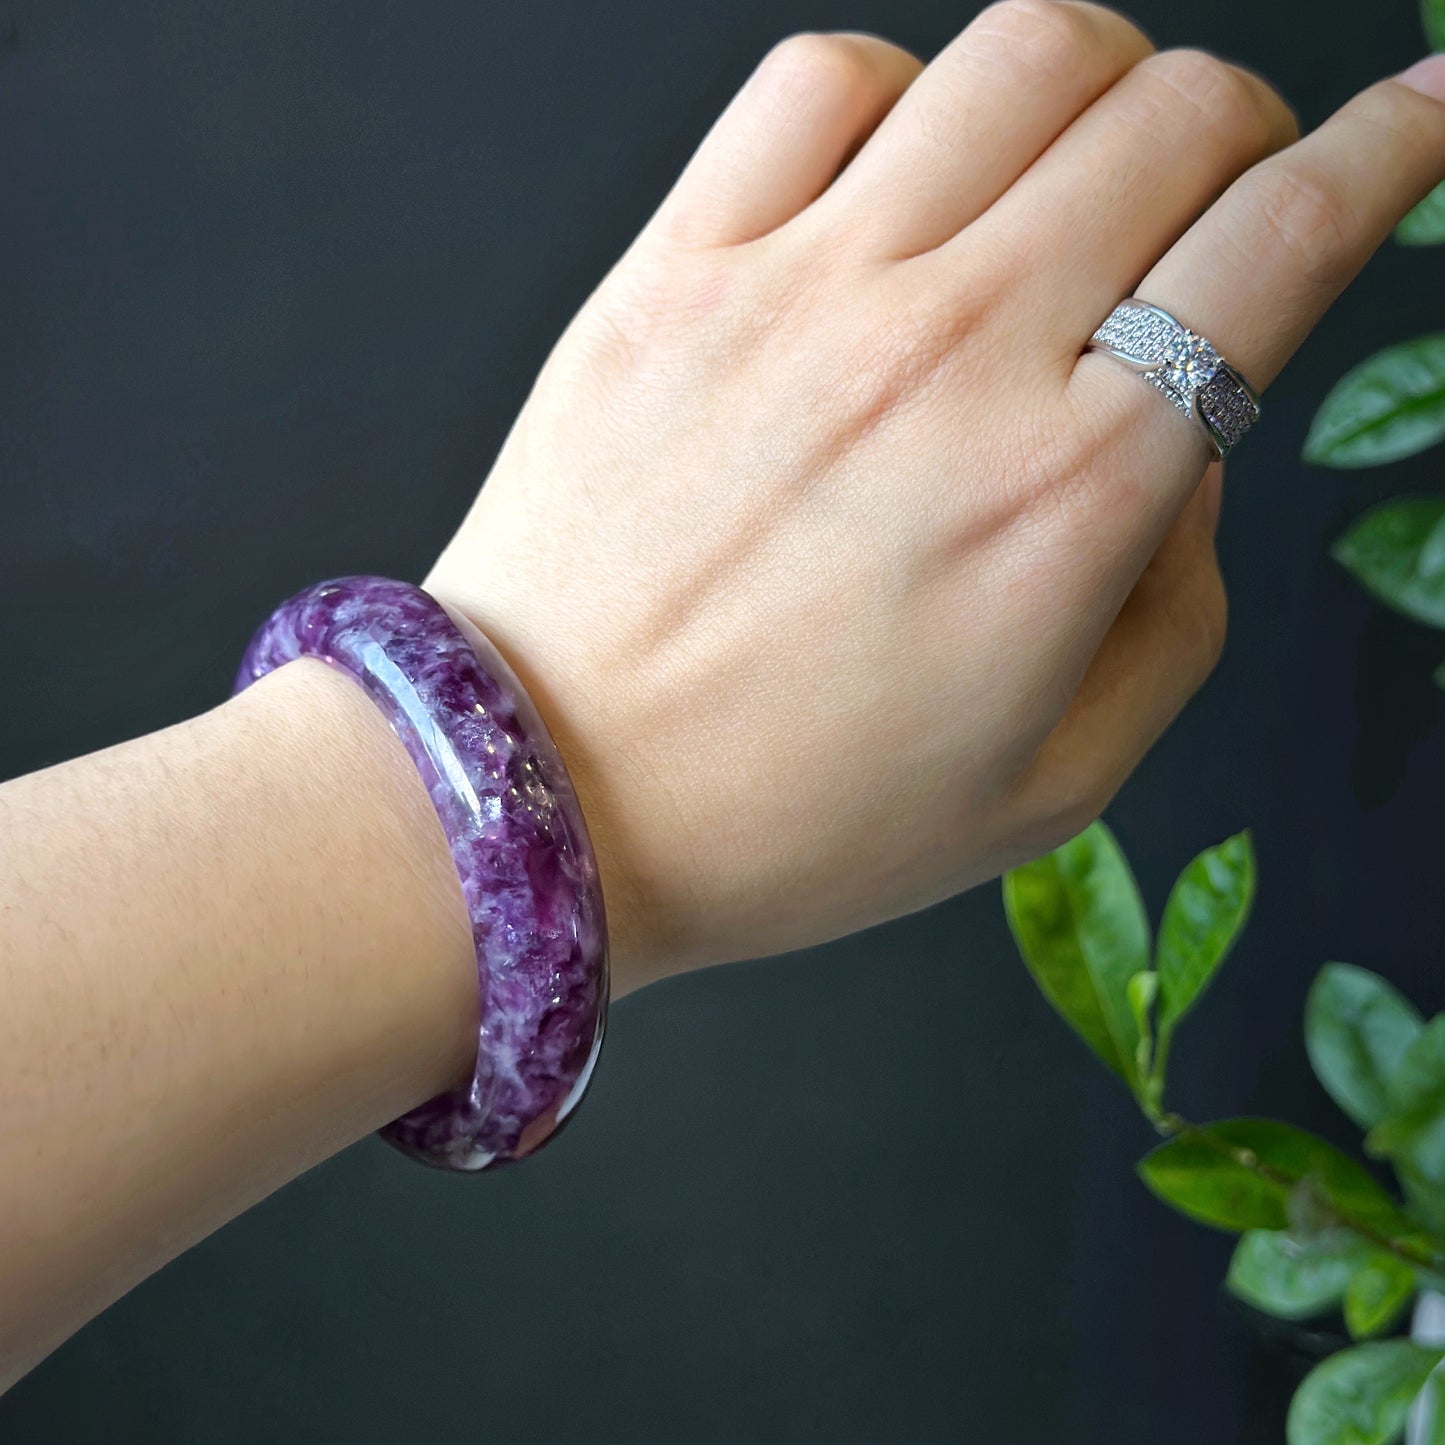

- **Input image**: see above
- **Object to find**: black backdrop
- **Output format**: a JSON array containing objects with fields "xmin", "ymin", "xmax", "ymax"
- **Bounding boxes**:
[{"xmin": 2, "ymin": 2, "xmax": 1442, "ymax": 1441}]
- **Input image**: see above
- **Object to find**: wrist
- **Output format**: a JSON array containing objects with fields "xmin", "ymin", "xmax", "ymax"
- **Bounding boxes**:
[
  {"xmin": 218, "ymin": 657, "xmax": 479, "ymax": 1126},
  {"xmin": 0, "ymin": 657, "xmax": 479, "ymax": 1378}
]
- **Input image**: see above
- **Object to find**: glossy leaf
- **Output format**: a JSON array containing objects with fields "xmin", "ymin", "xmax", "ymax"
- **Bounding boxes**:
[
  {"xmin": 1139, "ymin": 1118, "xmax": 1413, "ymax": 1236},
  {"xmin": 1401, "ymin": 1162, "xmax": 1445, "ymax": 1236},
  {"xmin": 1369, "ymin": 1018, "xmax": 1445, "ymax": 1188},
  {"xmin": 1307, "ymin": 964, "xmax": 1424, "ymax": 1130},
  {"xmin": 1155, "ymin": 831, "xmax": 1255, "ymax": 1045},
  {"xmin": 1399, "ymin": 182, "xmax": 1445, "ymax": 247},
  {"xmin": 1333, "ymin": 498, "xmax": 1445, "ymax": 629},
  {"xmin": 1288, "ymin": 1340, "xmax": 1444, "ymax": 1445},
  {"xmin": 1420, "ymin": 1368, "xmax": 1445, "ymax": 1445},
  {"xmin": 1003, "ymin": 822, "xmax": 1149, "ymax": 1089},
  {"xmin": 1344, "ymin": 1252, "xmax": 1418, "ymax": 1340},
  {"xmin": 1305, "ymin": 336, "xmax": 1445, "ymax": 468},
  {"xmin": 1427, "ymin": 0, "xmax": 1445, "ymax": 51},
  {"xmin": 1227, "ymin": 1228, "xmax": 1368, "ymax": 1319}
]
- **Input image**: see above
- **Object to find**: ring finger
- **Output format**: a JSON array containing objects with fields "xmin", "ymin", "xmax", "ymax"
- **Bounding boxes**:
[
  {"xmin": 1097, "ymin": 57, "xmax": 1445, "ymax": 405},
  {"xmin": 955, "ymin": 46, "xmax": 1299, "ymax": 358},
  {"xmin": 1048, "ymin": 59, "xmax": 1445, "ymax": 700}
]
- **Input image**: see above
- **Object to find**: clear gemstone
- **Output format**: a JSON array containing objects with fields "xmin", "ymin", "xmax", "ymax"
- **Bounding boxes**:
[{"xmin": 1159, "ymin": 330, "xmax": 1220, "ymax": 402}]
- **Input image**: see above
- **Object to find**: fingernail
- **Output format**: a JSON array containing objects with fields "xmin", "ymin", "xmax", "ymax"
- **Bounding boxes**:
[{"xmin": 1396, "ymin": 54, "xmax": 1445, "ymax": 102}]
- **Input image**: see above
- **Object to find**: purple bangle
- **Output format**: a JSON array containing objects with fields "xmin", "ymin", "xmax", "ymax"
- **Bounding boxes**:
[{"xmin": 234, "ymin": 575, "xmax": 609, "ymax": 1171}]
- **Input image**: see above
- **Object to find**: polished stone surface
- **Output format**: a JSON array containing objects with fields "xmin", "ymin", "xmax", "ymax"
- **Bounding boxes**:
[{"xmin": 237, "ymin": 576, "xmax": 608, "ymax": 1169}]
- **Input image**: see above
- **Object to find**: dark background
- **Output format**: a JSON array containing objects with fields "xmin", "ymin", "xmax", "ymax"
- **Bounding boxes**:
[{"xmin": 1, "ymin": 1, "xmax": 1441, "ymax": 1441}]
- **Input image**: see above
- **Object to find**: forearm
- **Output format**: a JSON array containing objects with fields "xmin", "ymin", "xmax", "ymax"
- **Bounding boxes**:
[{"xmin": 0, "ymin": 658, "xmax": 481, "ymax": 1388}]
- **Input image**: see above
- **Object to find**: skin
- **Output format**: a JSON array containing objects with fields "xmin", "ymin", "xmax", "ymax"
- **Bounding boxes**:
[{"xmin": 3, "ymin": 0, "xmax": 1445, "ymax": 1392}]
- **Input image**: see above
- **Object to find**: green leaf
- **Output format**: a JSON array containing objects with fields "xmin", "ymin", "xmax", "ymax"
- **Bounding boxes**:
[
  {"xmin": 1369, "ymin": 1018, "xmax": 1445, "ymax": 1188},
  {"xmin": 1334, "ymin": 498, "xmax": 1445, "ymax": 629},
  {"xmin": 1426, "ymin": 0, "xmax": 1445, "ymax": 50},
  {"xmin": 1344, "ymin": 1252, "xmax": 1418, "ymax": 1340},
  {"xmin": 1307, "ymin": 964, "xmax": 1425, "ymax": 1130},
  {"xmin": 1288, "ymin": 1340, "xmax": 1445, "ymax": 1445},
  {"xmin": 1399, "ymin": 182, "xmax": 1445, "ymax": 247},
  {"xmin": 1420, "ymin": 1368, "xmax": 1445, "ymax": 1445},
  {"xmin": 1227, "ymin": 1227, "xmax": 1369, "ymax": 1319},
  {"xmin": 1402, "ymin": 1163, "xmax": 1445, "ymax": 1237},
  {"xmin": 1154, "ymin": 830, "xmax": 1255, "ymax": 1046},
  {"xmin": 1003, "ymin": 821, "xmax": 1150, "ymax": 1091},
  {"xmin": 1305, "ymin": 336, "xmax": 1445, "ymax": 468},
  {"xmin": 1139, "ymin": 1118, "xmax": 1412, "ymax": 1236}
]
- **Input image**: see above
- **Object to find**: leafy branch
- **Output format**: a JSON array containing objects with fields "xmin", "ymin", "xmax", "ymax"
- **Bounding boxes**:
[
  {"xmin": 1312, "ymin": 2, "xmax": 1445, "ymax": 672},
  {"xmin": 1004, "ymin": 823, "xmax": 1445, "ymax": 1445}
]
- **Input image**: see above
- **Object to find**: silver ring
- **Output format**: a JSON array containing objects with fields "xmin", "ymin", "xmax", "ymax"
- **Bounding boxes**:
[{"xmin": 1086, "ymin": 298, "xmax": 1260, "ymax": 460}]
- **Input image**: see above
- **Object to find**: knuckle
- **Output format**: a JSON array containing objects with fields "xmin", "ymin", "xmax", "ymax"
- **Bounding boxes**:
[
  {"xmin": 970, "ymin": 0, "xmax": 1097, "ymax": 78},
  {"xmin": 1365, "ymin": 77, "xmax": 1433, "ymax": 127},
  {"xmin": 1141, "ymin": 49, "xmax": 1265, "ymax": 137},
  {"xmin": 1354, "ymin": 83, "xmax": 1439, "ymax": 160},
  {"xmin": 760, "ymin": 31, "xmax": 881, "ymax": 100},
  {"xmin": 1241, "ymin": 163, "xmax": 1357, "ymax": 286},
  {"xmin": 1204, "ymin": 553, "xmax": 1229, "ymax": 628},
  {"xmin": 1221, "ymin": 66, "xmax": 1291, "ymax": 146},
  {"xmin": 1039, "ymin": 775, "xmax": 1116, "ymax": 850},
  {"xmin": 1065, "ymin": 0, "xmax": 1153, "ymax": 47},
  {"xmin": 1249, "ymin": 68, "xmax": 1302, "ymax": 145},
  {"xmin": 1196, "ymin": 572, "xmax": 1229, "ymax": 676}
]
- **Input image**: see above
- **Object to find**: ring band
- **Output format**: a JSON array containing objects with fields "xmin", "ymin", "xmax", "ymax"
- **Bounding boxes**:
[{"xmin": 1086, "ymin": 298, "xmax": 1261, "ymax": 459}]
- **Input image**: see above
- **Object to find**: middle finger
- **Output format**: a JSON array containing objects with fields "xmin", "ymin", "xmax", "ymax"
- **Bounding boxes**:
[
  {"xmin": 807, "ymin": 0, "xmax": 1155, "ymax": 257},
  {"xmin": 950, "ymin": 47, "xmax": 1299, "ymax": 358}
]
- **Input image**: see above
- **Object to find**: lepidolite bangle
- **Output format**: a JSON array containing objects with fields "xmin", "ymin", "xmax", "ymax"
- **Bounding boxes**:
[{"xmin": 234, "ymin": 575, "xmax": 608, "ymax": 1171}]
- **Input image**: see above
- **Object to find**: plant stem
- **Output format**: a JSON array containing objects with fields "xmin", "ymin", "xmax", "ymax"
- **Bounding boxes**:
[{"xmin": 1148, "ymin": 1033, "xmax": 1172, "ymax": 1106}]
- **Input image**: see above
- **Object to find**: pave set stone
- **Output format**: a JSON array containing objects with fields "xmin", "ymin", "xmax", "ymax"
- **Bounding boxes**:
[
  {"xmin": 1091, "ymin": 302, "xmax": 1178, "ymax": 368},
  {"xmin": 1197, "ymin": 368, "xmax": 1259, "ymax": 453},
  {"xmin": 1088, "ymin": 299, "xmax": 1260, "ymax": 456}
]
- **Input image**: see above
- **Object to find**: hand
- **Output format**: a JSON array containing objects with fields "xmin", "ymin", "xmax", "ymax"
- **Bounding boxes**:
[{"xmin": 425, "ymin": 4, "xmax": 1445, "ymax": 992}]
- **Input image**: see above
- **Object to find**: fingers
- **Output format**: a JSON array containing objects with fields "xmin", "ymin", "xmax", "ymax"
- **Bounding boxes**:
[
  {"xmin": 1010, "ymin": 463, "xmax": 1227, "ymax": 835},
  {"xmin": 1112, "ymin": 59, "xmax": 1445, "ymax": 394},
  {"xmin": 645, "ymin": 32, "xmax": 922, "ymax": 249},
  {"xmin": 975, "ymin": 48, "xmax": 1298, "ymax": 354},
  {"xmin": 813, "ymin": 0, "xmax": 1155, "ymax": 257},
  {"xmin": 1049, "ymin": 55, "xmax": 1445, "ymax": 606}
]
